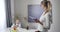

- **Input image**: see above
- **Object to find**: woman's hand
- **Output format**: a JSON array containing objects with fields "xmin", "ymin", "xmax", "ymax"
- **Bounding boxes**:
[{"xmin": 34, "ymin": 19, "xmax": 43, "ymax": 25}]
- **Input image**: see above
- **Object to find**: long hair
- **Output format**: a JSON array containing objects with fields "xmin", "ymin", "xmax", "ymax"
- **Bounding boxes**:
[{"xmin": 41, "ymin": 1, "xmax": 52, "ymax": 13}]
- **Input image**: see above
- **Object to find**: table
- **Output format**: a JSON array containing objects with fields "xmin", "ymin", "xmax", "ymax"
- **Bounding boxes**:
[{"xmin": 6, "ymin": 28, "xmax": 38, "ymax": 32}]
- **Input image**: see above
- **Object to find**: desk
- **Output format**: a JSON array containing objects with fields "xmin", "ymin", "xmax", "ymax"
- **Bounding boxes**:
[
  {"xmin": 6, "ymin": 23, "xmax": 43, "ymax": 32},
  {"xmin": 6, "ymin": 28, "xmax": 38, "ymax": 32}
]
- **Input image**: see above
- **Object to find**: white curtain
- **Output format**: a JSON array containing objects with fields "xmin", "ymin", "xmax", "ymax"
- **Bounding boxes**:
[{"xmin": 0, "ymin": 0, "xmax": 6, "ymax": 32}]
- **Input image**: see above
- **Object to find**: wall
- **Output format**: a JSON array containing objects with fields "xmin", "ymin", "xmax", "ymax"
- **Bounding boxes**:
[
  {"xmin": 28, "ymin": 0, "xmax": 42, "ymax": 5},
  {"xmin": 14, "ymin": 0, "xmax": 28, "ymax": 28},
  {"xmin": 48, "ymin": 0, "xmax": 60, "ymax": 32}
]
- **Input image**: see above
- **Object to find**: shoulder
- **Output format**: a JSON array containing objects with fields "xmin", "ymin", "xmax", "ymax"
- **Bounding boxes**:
[{"xmin": 45, "ymin": 12, "xmax": 50, "ymax": 16}]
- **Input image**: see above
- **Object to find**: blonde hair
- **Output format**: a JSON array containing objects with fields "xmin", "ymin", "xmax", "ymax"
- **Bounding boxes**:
[
  {"xmin": 41, "ymin": 1, "xmax": 52, "ymax": 14},
  {"xmin": 14, "ymin": 16, "xmax": 20, "ymax": 24}
]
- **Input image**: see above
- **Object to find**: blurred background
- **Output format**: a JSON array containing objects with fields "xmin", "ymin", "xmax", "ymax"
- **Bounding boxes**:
[{"xmin": 0, "ymin": 0, "xmax": 60, "ymax": 32}]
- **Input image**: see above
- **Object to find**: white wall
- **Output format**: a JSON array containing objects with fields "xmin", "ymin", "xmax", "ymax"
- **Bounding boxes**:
[
  {"xmin": 48, "ymin": 0, "xmax": 60, "ymax": 32},
  {"xmin": 28, "ymin": 0, "xmax": 42, "ymax": 5},
  {"xmin": 14, "ymin": 0, "xmax": 28, "ymax": 28},
  {"xmin": 0, "ymin": 0, "xmax": 6, "ymax": 32}
]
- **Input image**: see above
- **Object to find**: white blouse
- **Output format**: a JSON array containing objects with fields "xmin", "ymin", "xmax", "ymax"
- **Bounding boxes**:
[{"xmin": 39, "ymin": 11, "xmax": 51, "ymax": 28}]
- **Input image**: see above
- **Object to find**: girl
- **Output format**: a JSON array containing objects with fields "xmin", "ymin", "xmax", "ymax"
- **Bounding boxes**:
[{"xmin": 11, "ymin": 16, "xmax": 21, "ymax": 30}]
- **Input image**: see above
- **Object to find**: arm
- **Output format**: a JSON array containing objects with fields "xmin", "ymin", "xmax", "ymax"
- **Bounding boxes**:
[
  {"xmin": 44, "ymin": 13, "xmax": 50, "ymax": 28},
  {"xmin": 34, "ymin": 19, "xmax": 43, "ymax": 25}
]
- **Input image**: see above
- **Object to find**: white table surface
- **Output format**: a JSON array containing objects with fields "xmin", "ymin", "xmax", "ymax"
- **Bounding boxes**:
[{"xmin": 5, "ymin": 28, "xmax": 38, "ymax": 32}]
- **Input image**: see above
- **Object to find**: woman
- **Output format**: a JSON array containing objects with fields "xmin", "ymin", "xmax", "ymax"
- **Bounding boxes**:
[{"xmin": 34, "ymin": 1, "xmax": 52, "ymax": 32}]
